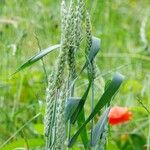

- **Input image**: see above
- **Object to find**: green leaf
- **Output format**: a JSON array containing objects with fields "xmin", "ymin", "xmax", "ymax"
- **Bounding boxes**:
[
  {"xmin": 12, "ymin": 44, "xmax": 60, "ymax": 75},
  {"xmin": 65, "ymin": 84, "xmax": 91, "ymax": 148},
  {"xmin": 76, "ymin": 109, "xmax": 89, "ymax": 149},
  {"xmin": 65, "ymin": 99, "xmax": 89, "ymax": 149},
  {"xmin": 70, "ymin": 81, "xmax": 91, "ymax": 124},
  {"xmin": 67, "ymin": 83, "xmax": 91, "ymax": 149},
  {"xmin": 88, "ymin": 37, "xmax": 101, "ymax": 62},
  {"xmin": 1, "ymin": 138, "xmax": 44, "ymax": 150},
  {"xmin": 68, "ymin": 72, "xmax": 124, "ymax": 147},
  {"xmin": 65, "ymin": 97, "xmax": 80, "ymax": 122},
  {"xmin": 82, "ymin": 37, "xmax": 101, "ymax": 72},
  {"xmin": 90, "ymin": 107, "xmax": 110, "ymax": 147}
]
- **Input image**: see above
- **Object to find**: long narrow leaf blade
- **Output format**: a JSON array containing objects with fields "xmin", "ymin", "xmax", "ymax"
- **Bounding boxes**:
[
  {"xmin": 68, "ymin": 72, "xmax": 124, "ymax": 147},
  {"xmin": 12, "ymin": 44, "xmax": 60, "ymax": 75},
  {"xmin": 65, "ymin": 98, "xmax": 89, "ymax": 148},
  {"xmin": 91, "ymin": 107, "xmax": 110, "ymax": 146},
  {"xmin": 65, "ymin": 97, "xmax": 80, "ymax": 122},
  {"xmin": 77, "ymin": 109, "xmax": 89, "ymax": 149},
  {"xmin": 71, "ymin": 81, "xmax": 91, "ymax": 124},
  {"xmin": 81, "ymin": 37, "xmax": 101, "ymax": 72},
  {"xmin": 88, "ymin": 37, "xmax": 101, "ymax": 62},
  {"xmin": 70, "ymin": 83, "xmax": 91, "ymax": 148}
]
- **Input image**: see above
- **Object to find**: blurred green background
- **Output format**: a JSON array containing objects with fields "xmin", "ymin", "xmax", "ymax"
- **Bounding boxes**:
[{"xmin": 0, "ymin": 0, "xmax": 150, "ymax": 149}]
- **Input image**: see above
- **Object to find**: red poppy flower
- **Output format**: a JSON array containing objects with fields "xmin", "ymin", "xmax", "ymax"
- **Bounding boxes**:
[{"xmin": 108, "ymin": 106, "xmax": 132, "ymax": 125}]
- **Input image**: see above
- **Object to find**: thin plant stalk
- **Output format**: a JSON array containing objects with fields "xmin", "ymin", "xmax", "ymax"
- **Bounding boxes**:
[{"xmin": 34, "ymin": 33, "xmax": 48, "ymax": 85}]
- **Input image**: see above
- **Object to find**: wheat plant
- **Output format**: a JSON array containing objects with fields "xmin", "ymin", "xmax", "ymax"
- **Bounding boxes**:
[
  {"xmin": 13, "ymin": 0, "xmax": 124, "ymax": 149},
  {"xmin": 43, "ymin": 0, "xmax": 124, "ymax": 150}
]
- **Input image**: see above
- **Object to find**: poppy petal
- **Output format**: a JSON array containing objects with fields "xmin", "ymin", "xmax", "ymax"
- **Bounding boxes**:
[{"xmin": 108, "ymin": 106, "xmax": 132, "ymax": 125}]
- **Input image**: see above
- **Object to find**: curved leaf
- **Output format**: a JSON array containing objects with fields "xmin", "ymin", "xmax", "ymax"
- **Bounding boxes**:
[
  {"xmin": 65, "ymin": 98, "xmax": 89, "ymax": 149},
  {"xmin": 65, "ymin": 97, "xmax": 80, "ymax": 122},
  {"xmin": 65, "ymin": 84, "xmax": 91, "ymax": 148},
  {"xmin": 81, "ymin": 36, "xmax": 101, "ymax": 72},
  {"xmin": 71, "ymin": 81, "xmax": 91, "ymax": 124},
  {"xmin": 68, "ymin": 72, "xmax": 124, "ymax": 147},
  {"xmin": 88, "ymin": 36, "xmax": 101, "ymax": 62},
  {"xmin": 12, "ymin": 44, "xmax": 60, "ymax": 75},
  {"xmin": 91, "ymin": 107, "xmax": 110, "ymax": 146}
]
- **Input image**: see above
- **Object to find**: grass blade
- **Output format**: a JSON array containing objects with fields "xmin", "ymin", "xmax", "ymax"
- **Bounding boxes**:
[
  {"xmin": 88, "ymin": 37, "xmax": 101, "ymax": 62},
  {"xmin": 68, "ymin": 72, "xmax": 124, "ymax": 147},
  {"xmin": 12, "ymin": 44, "xmax": 60, "ymax": 75},
  {"xmin": 81, "ymin": 37, "xmax": 101, "ymax": 72},
  {"xmin": 90, "ymin": 107, "xmax": 110, "ymax": 147},
  {"xmin": 65, "ymin": 97, "xmax": 80, "ymax": 122},
  {"xmin": 65, "ymin": 84, "xmax": 91, "ymax": 148},
  {"xmin": 70, "ymin": 81, "xmax": 91, "ymax": 124},
  {"xmin": 76, "ymin": 109, "xmax": 89, "ymax": 149},
  {"xmin": 65, "ymin": 99, "xmax": 89, "ymax": 148}
]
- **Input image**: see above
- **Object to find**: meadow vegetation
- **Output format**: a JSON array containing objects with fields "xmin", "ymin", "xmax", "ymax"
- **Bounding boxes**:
[{"xmin": 0, "ymin": 0, "xmax": 150, "ymax": 149}]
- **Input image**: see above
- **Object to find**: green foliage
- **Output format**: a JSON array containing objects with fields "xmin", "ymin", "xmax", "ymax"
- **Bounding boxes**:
[
  {"xmin": 65, "ymin": 98, "xmax": 80, "ymax": 122},
  {"xmin": 68, "ymin": 73, "xmax": 124, "ymax": 147},
  {"xmin": 12, "ymin": 44, "xmax": 60, "ymax": 75},
  {"xmin": 107, "ymin": 142, "xmax": 119, "ymax": 150},
  {"xmin": 0, "ymin": 0, "xmax": 150, "ymax": 149},
  {"xmin": 116, "ymin": 134, "xmax": 146, "ymax": 150},
  {"xmin": 1, "ymin": 138, "xmax": 44, "ymax": 150},
  {"xmin": 33, "ymin": 123, "xmax": 44, "ymax": 135},
  {"xmin": 91, "ymin": 107, "xmax": 110, "ymax": 147},
  {"xmin": 122, "ymin": 79, "xmax": 142, "ymax": 94},
  {"xmin": 82, "ymin": 37, "xmax": 101, "ymax": 72},
  {"xmin": 71, "ymin": 82, "xmax": 91, "ymax": 124}
]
